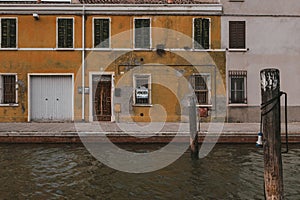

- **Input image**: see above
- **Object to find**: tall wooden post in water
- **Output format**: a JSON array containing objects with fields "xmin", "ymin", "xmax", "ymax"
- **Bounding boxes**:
[
  {"xmin": 189, "ymin": 97, "xmax": 199, "ymax": 159},
  {"xmin": 260, "ymin": 68, "xmax": 284, "ymax": 199}
]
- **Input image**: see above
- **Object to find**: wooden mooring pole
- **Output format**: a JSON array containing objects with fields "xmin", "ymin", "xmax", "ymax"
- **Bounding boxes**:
[
  {"xmin": 260, "ymin": 68, "xmax": 284, "ymax": 200},
  {"xmin": 189, "ymin": 97, "xmax": 199, "ymax": 159}
]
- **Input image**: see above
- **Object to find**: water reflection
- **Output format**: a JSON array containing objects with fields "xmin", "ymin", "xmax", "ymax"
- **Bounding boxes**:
[{"xmin": 0, "ymin": 144, "xmax": 299, "ymax": 199}]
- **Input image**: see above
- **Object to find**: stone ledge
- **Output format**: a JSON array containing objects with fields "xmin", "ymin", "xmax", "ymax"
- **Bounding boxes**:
[{"xmin": 0, "ymin": 133, "xmax": 298, "ymax": 144}]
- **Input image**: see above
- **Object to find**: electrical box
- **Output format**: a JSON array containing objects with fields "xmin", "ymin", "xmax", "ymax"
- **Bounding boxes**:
[
  {"xmin": 78, "ymin": 87, "xmax": 89, "ymax": 94},
  {"xmin": 84, "ymin": 87, "xmax": 89, "ymax": 94},
  {"xmin": 78, "ymin": 86, "xmax": 83, "ymax": 94},
  {"xmin": 115, "ymin": 88, "xmax": 121, "ymax": 97}
]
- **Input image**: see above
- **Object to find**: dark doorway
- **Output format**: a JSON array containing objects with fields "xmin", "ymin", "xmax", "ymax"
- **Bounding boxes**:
[{"xmin": 92, "ymin": 75, "xmax": 112, "ymax": 121}]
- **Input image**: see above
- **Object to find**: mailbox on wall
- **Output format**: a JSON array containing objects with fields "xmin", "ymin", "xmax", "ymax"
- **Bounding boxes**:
[{"xmin": 198, "ymin": 107, "xmax": 208, "ymax": 117}]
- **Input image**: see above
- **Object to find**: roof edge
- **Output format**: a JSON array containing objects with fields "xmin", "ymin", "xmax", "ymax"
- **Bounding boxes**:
[{"xmin": 0, "ymin": 4, "xmax": 223, "ymax": 15}]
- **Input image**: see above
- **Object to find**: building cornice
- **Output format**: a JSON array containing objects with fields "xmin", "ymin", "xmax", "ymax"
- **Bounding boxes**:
[{"xmin": 0, "ymin": 4, "xmax": 222, "ymax": 15}]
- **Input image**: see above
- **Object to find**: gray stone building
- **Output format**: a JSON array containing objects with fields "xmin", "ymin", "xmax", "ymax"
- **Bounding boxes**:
[{"xmin": 221, "ymin": 0, "xmax": 300, "ymax": 122}]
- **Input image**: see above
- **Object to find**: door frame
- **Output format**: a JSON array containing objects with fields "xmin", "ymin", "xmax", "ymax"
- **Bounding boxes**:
[
  {"xmin": 27, "ymin": 73, "xmax": 74, "ymax": 122},
  {"xmin": 89, "ymin": 72, "xmax": 115, "ymax": 122}
]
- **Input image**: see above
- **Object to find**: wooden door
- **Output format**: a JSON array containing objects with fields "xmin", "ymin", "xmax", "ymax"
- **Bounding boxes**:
[{"xmin": 92, "ymin": 75, "xmax": 112, "ymax": 121}]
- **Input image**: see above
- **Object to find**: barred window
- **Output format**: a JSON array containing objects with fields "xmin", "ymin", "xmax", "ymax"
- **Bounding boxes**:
[
  {"xmin": 229, "ymin": 70, "xmax": 247, "ymax": 104},
  {"xmin": 0, "ymin": 74, "xmax": 17, "ymax": 104},
  {"xmin": 134, "ymin": 74, "xmax": 151, "ymax": 105},
  {"xmin": 1, "ymin": 18, "xmax": 17, "ymax": 48},
  {"xmin": 57, "ymin": 18, "xmax": 73, "ymax": 48},
  {"xmin": 134, "ymin": 19, "xmax": 150, "ymax": 49},
  {"xmin": 191, "ymin": 74, "xmax": 211, "ymax": 105},
  {"xmin": 194, "ymin": 18, "xmax": 210, "ymax": 49},
  {"xmin": 229, "ymin": 21, "xmax": 246, "ymax": 49},
  {"xmin": 94, "ymin": 18, "xmax": 110, "ymax": 48}
]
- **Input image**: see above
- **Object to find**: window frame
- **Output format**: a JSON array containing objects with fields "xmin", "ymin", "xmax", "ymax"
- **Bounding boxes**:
[
  {"xmin": 92, "ymin": 17, "xmax": 111, "ymax": 49},
  {"xmin": 228, "ymin": 21, "xmax": 246, "ymax": 50},
  {"xmin": 56, "ymin": 17, "xmax": 75, "ymax": 50},
  {"xmin": 191, "ymin": 73, "xmax": 211, "ymax": 106},
  {"xmin": 0, "ymin": 73, "xmax": 18, "ymax": 106},
  {"xmin": 192, "ymin": 17, "xmax": 211, "ymax": 50},
  {"xmin": 133, "ymin": 17, "xmax": 152, "ymax": 50},
  {"xmin": 228, "ymin": 70, "xmax": 247, "ymax": 104},
  {"xmin": 133, "ymin": 74, "xmax": 152, "ymax": 106},
  {"xmin": 0, "ymin": 17, "xmax": 18, "ymax": 49}
]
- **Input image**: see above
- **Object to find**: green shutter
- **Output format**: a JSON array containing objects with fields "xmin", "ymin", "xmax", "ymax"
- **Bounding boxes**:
[
  {"xmin": 57, "ymin": 19, "xmax": 64, "ymax": 48},
  {"xmin": 142, "ymin": 19, "xmax": 150, "ymax": 49},
  {"xmin": 58, "ymin": 18, "xmax": 73, "ymax": 48},
  {"xmin": 202, "ymin": 18, "xmax": 210, "ymax": 49},
  {"xmin": 94, "ymin": 19, "xmax": 110, "ymax": 48},
  {"xmin": 94, "ymin": 19, "xmax": 101, "ymax": 47},
  {"xmin": 135, "ymin": 19, "xmax": 142, "ymax": 48},
  {"xmin": 1, "ymin": 19, "xmax": 8, "ymax": 48},
  {"xmin": 194, "ymin": 18, "xmax": 210, "ymax": 49},
  {"xmin": 135, "ymin": 19, "xmax": 150, "ymax": 49},
  {"xmin": 66, "ymin": 19, "xmax": 73, "ymax": 48},
  {"xmin": 1, "ymin": 19, "xmax": 16, "ymax": 48},
  {"xmin": 194, "ymin": 18, "xmax": 203, "ymax": 49}
]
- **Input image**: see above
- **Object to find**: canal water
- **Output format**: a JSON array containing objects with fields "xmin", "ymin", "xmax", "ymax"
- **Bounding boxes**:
[{"xmin": 0, "ymin": 144, "xmax": 299, "ymax": 199}]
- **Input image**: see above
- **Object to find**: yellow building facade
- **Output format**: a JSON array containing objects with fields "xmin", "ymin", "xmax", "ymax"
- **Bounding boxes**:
[{"xmin": 0, "ymin": 2, "xmax": 225, "ymax": 122}]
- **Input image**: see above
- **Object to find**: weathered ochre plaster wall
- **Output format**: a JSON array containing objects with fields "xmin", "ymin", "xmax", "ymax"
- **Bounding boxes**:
[
  {"xmin": 84, "ymin": 50, "xmax": 225, "ymax": 122},
  {"xmin": 18, "ymin": 15, "xmax": 82, "ymax": 48},
  {"xmin": 0, "ymin": 14, "xmax": 223, "ymax": 122},
  {"xmin": 85, "ymin": 15, "xmax": 221, "ymax": 49},
  {"xmin": 0, "ymin": 51, "xmax": 81, "ymax": 122}
]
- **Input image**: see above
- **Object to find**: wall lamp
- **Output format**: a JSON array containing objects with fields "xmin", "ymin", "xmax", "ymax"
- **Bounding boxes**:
[{"xmin": 33, "ymin": 13, "xmax": 39, "ymax": 20}]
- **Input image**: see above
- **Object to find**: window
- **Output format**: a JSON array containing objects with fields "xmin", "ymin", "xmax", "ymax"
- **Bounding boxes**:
[
  {"xmin": 1, "ymin": 18, "xmax": 17, "ymax": 48},
  {"xmin": 0, "ymin": 74, "xmax": 17, "ymax": 104},
  {"xmin": 57, "ymin": 18, "xmax": 74, "ymax": 48},
  {"xmin": 229, "ymin": 21, "xmax": 246, "ymax": 49},
  {"xmin": 134, "ymin": 74, "xmax": 151, "ymax": 105},
  {"xmin": 229, "ymin": 70, "xmax": 247, "ymax": 104},
  {"xmin": 134, "ymin": 19, "xmax": 150, "ymax": 49},
  {"xmin": 193, "ymin": 18, "xmax": 210, "ymax": 49},
  {"xmin": 94, "ymin": 18, "xmax": 110, "ymax": 48},
  {"xmin": 190, "ymin": 74, "xmax": 211, "ymax": 105}
]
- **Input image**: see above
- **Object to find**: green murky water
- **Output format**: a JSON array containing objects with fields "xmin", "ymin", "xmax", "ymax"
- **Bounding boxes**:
[{"xmin": 0, "ymin": 144, "xmax": 299, "ymax": 199}]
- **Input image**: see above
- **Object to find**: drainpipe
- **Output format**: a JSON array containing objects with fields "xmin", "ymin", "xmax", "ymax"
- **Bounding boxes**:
[{"xmin": 81, "ymin": 5, "xmax": 85, "ymax": 121}]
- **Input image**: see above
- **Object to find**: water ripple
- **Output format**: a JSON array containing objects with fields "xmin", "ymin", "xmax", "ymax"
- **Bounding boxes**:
[{"xmin": 0, "ymin": 144, "xmax": 299, "ymax": 199}]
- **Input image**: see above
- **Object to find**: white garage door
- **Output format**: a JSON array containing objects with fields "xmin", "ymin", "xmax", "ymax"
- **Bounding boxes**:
[{"xmin": 30, "ymin": 75, "xmax": 73, "ymax": 121}]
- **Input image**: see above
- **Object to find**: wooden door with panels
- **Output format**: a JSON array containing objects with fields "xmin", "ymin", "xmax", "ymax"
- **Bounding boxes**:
[{"xmin": 92, "ymin": 75, "xmax": 112, "ymax": 121}]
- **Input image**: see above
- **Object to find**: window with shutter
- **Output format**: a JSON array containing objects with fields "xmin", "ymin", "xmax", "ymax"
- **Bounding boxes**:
[
  {"xmin": 229, "ymin": 21, "xmax": 246, "ymax": 49},
  {"xmin": 229, "ymin": 70, "xmax": 247, "ymax": 104},
  {"xmin": 194, "ymin": 18, "xmax": 210, "ymax": 49},
  {"xmin": 0, "ymin": 74, "xmax": 17, "ymax": 104},
  {"xmin": 94, "ymin": 18, "xmax": 110, "ymax": 48},
  {"xmin": 191, "ymin": 74, "xmax": 211, "ymax": 105},
  {"xmin": 57, "ymin": 18, "xmax": 73, "ymax": 48},
  {"xmin": 1, "ymin": 18, "xmax": 17, "ymax": 48},
  {"xmin": 134, "ymin": 19, "xmax": 150, "ymax": 49},
  {"xmin": 134, "ymin": 74, "xmax": 151, "ymax": 105}
]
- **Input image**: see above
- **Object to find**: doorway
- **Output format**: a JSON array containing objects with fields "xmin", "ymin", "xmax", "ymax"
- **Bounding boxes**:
[{"xmin": 92, "ymin": 74, "xmax": 112, "ymax": 121}]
